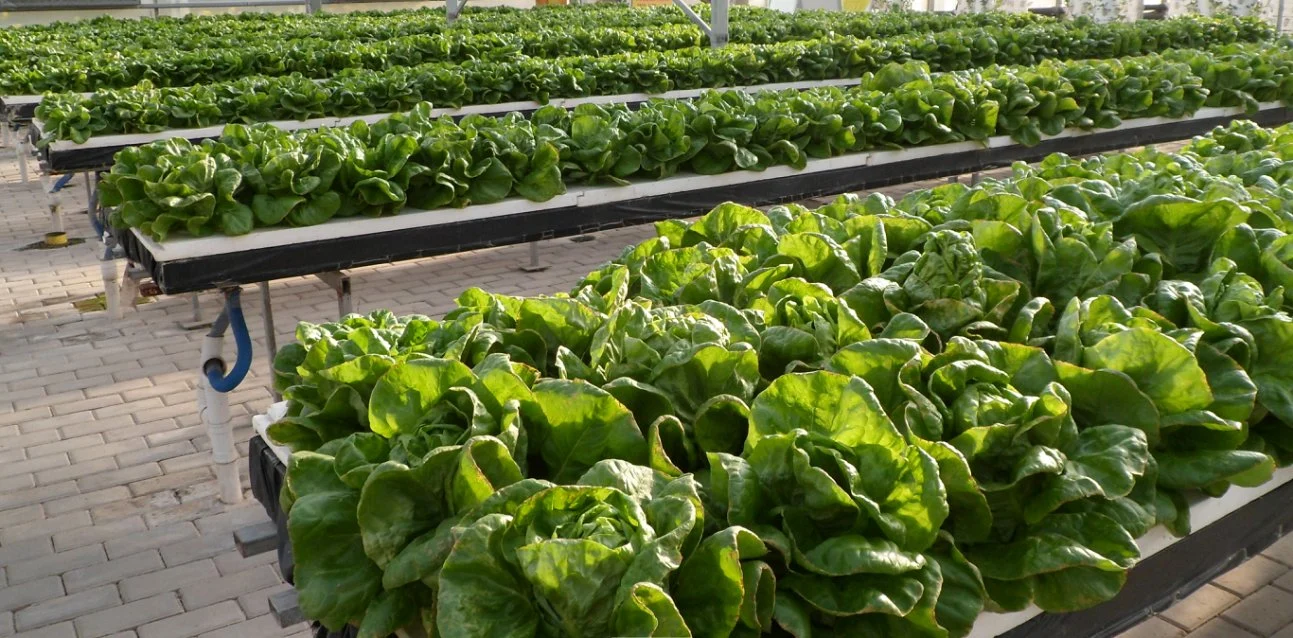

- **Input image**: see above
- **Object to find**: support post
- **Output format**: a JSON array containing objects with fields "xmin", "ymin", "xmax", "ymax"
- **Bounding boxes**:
[
  {"xmin": 16, "ymin": 135, "xmax": 29, "ymax": 184},
  {"xmin": 520, "ymin": 241, "xmax": 549, "ymax": 273},
  {"xmin": 315, "ymin": 271, "xmax": 352, "ymax": 319},
  {"xmin": 446, "ymin": 0, "xmax": 466, "ymax": 22},
  {"xmin": 672, "ymin": 0, "xmax": 714, "ymax": 39},
  {"xmin": 1279, "ymin": 0, "xmax": 1286, "ymax": 32},
  {"xmin": 191, "ymin": 294, "xmax": 202, "ymax": 323},
  {"xmin": 260, "ymin": 282, "xmax": 280, "ymax": 402},
  {"xmin": 710, "ymin": 0, "xmax": 728, "ymax": 47},
  {"xmin": 969, "ymin": 171, "xmax": 982, "ymax": 185},
  {"xmin": 102, "ymin": 260, "xmax": 121, "ymax": 321},
  {"xmin": 1, "ymin": 122, "xmax": 9, "ymax": 148}
]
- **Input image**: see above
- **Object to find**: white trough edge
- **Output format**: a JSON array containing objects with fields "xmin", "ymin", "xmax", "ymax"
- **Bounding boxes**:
[
  {"xmin": 131, "ymin": 102, "xmax": 1279, "ymax": 264},
  {"xmin": 967, "ymin": 463, "xmax": 1293, "ymax": 637},
  {"xmin": 250, "ymin": 400, "xmax": 292, "ymax": 466},
  {"xmin": 43, "ymin": 77, "xmax": 865, "ymax": 153}
]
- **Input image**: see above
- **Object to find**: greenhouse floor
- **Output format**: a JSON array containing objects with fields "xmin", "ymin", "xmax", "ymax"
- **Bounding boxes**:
[{"xmin": 0, "ymin": 148, "xmax": 1290, "ymax": 638}]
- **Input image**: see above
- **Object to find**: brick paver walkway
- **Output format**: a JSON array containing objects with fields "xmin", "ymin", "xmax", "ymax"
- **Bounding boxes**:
[
  {"xmin": 1118, "ymin": 536, "xmax": 1293, "ymax": 637},
  {"xmin": 0, "ymin": 139, "xmax": 1289, "ymax": 638}
]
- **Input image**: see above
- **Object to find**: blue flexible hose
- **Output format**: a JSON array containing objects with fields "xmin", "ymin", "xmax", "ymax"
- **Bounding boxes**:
[{"xmin": 205, "ymin": 289, "xmax": 252, "ymax": 393}]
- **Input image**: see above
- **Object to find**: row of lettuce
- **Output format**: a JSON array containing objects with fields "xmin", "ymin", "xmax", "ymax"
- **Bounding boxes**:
[
  {"xmin": 0, "ymin": 8, "xmax": 1054, "ymax": 95},
  {"xmin": 268, "ymin": 119, "xmax": 1293, "ymax": 638},
  {"xmin": 35, "ymin": 16, "xmax": 1273, "ymax": 145},
  {"xmin": 101, "ymin": 45, "xmax": 1292, "ymax": 242},
  {"xmin": 0, "ymin": 6, "xmax": 1042, "ymax": 58}
]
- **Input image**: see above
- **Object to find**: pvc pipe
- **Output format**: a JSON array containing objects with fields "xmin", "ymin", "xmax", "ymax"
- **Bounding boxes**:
[
  {"xmin": 16, "ymin": 137, "xmax": 28, "ymax": 184},
  {"xmin": 197, "ymin": 333, "xmax": 243, "ymax": 504},
  {"xmin": 101, "ymin": 260, "xmax": 121, "ymax": 321},
  {"xmin": 49, "ymin": 205, "xmax": 64, "ymax": 234}
]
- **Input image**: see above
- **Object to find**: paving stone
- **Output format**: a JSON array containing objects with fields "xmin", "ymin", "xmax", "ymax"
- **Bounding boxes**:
[
  {"xmin": 34, "ymin": 457, "xmax": 118, "ymax": 486},
  {"xmin": 0, "ymin": 538, "xmax": 54, "ymax": 568},
  {"xmin": 58, "ymin": 415, "xmax": 134, "ymax": 441},
  {"xmin": 193, "ymin": 613, "xmax": 305, "ymax": 638},
  {"xmin": 0, "ymin": 474, "xmax": 35, "ymax": 495},
  {"xmin": 1186, "ymin": 618, "xmax": 1258, "ymax": 638},
  {"xmin": 119, "ymin": 559, "xmax": 218, "ymax": 602},
  {"xmin": 178, "ymin": 565, "xmax": 279, "ymax": 612},
  {"xmin": 127, "ymin": 467, "xmax": 212, "ymax": 498},
  {"xmin": 0, "ymin": 505, "xmax": 45, "ymax": 528},
  {"xmin": 142, "ymin": 495, "xmax": 223, "ymax": 529},
  {"xmin": 192, "ymin": 504, "xmax": 268, "ymax": 535},
  {"xmin": 1264, "ymin": 534, "xmax": 1293, "ymax": 567},
  {"xmin": 1215, "ymin": 556, "xmax": 1291, "ymax": 597},
  {"xmin": 74, "ymin": 593, "xmax": 183, "ymax": 638},
  {"xmin": 0, "ymin": 510, "xmax": 92, "ymax": 544},
  {"xmin": 1221, "ymin": 585, "xmax": 1293, "ymax": 636},
  {"xmin": 69, "ymin": 439, "xmax": 146, "ymax": 464},
  {"xmin": 10, "ymin": 621, "xmax": 76, "ymax": 638},
  {"xmin": 236, "ymin": 583, "xmax": 291, "ymax": 619},
  {"xmin": 116, "ymin": 442, "xmax": 195, "ymax": 469},
  {"xmin": 43, "ymin": 486, "xmax": 130, "ymax": 517},
  {"xmin": 25, "ymin": 434, "xmax": 104, "ymax": 460},
  {"xmin": 64, "ymin": 550, "xmax": 165, "ymax": 593},
  {"xmin": 0, "ymin": 576, "xmax": 64, "ymax": 612},
  {"xmin": 14, "ymin": 585, "xmax": 119, "ymax": 632},
  {"xmin": 0, "ymin": 455, "xmax": 69, "ymax": 480},
  {"xmin": 7, "ymin": 544, "xmax": 104, "ymax": 584},
  {"xmin": 212, "ymin": 546, "xmax": 276, "ymax": 576},
  {"xmin": 91, "ymin": 492, "xmax": 180, "ymax": 525},
  {"xmin": 158, "ymin": 533, "xmax": 235, "ymax": 568},
  {"xmin": 1162, "ymin": 585, "xmax": 1242, "ymax": 631},
  {"xmin": 1118, "ymin": 616, "xmax": 1185, "ymax": 638},
  {"xmin": 136, "ymin": 601, "xmax": 243, "ymax": 638},
  {"xmin": 76, "ymin": 463, "xmax": 162, "ymax": 493},
  {"xmin": 105, "ymin": 523, "xmax": 198, "ymax": 561},
  {"xmin": 52, "ymin": 515, "xmax": 147, "ymax": 552}
]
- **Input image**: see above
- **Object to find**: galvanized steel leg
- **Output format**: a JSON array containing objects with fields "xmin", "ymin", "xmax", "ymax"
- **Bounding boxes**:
[
  {"xmin": 260, "ymin": 282, "xmax": 280, "ymax": 401},
  {"xmin": 315, "ymin": 271, "xmax": 352, "ymax": 319},
  {"xmin": 521, "ymin": 241, "xmax": 549, "ymax": 273}
]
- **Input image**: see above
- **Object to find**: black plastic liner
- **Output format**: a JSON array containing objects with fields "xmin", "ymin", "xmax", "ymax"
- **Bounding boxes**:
[
  {"xmin": 248, "ymin": 436, "xmax": 295, "ymax": 584},
  {"xmin": 117, "ymin": 106, "xmax": 1293, "ymax": 295}
]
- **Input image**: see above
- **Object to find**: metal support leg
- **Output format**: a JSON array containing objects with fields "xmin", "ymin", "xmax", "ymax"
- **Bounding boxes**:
[
  {"xmin": 446, "ymin": 0, "xmax": 466, "ymax": 22},
  {"xmin": 84, "ymin": 172, "xmax": 96, "ymax": 221},
  {"xmin": 260, "ymin": 282, "xmax": 280, "ymax": 402},
  {"xmin": 178, "ymin": 293, "xmax": 212, "ymax": 330},
  {"xmin": 947, "ymin": 175, "xmax": 959, "ymax": 183},
  {"xmin": 672, "ymin": 0, "xmax": 714, "ymax": 39},
  {"xmin": 520, "ymin": 241, "xmax": 549, "ymax": 273},
  {"xmin": 710, "ymin": 0, "xmax": 728, "ymax": 47},
  {"xmin": 315, "ymin": 271, "xmax": 352, "ymax": 319},
  {"xmin": 969, "ymin": 172, "xmax": 982, "ymax": 186},
  {"xmin": 1, "ymin": 123, "xmax": 9, "ymax": 148}
]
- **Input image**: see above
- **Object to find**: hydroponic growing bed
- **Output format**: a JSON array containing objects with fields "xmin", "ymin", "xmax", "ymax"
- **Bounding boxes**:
[
  {"xmin": 237, "ymin": 118, "xmax": 1293, "ymax": 637},
  {"xmin": 114, "ymin": 102, "xmax": 1293, "ymax": 294}
]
